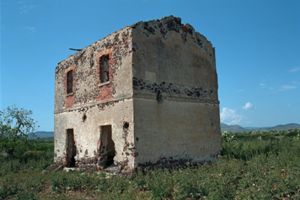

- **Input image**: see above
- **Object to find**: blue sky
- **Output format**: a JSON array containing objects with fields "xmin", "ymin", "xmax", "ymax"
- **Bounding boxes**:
[{"xmin": 1, "ymin": 0, "xmax": 299, "ymax": 131}]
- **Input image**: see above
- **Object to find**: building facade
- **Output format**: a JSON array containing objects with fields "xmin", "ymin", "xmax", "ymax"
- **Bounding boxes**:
[{"xmin": 54, "ymin": 16, "xmax": 221, "ymax": 172}]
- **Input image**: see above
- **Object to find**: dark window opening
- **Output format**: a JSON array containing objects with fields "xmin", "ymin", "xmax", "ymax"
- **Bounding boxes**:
[
  {"xmin": 66, "ymin": 70, "xmax": 73, "ymax": 94},
  {"xmin": 98, "ymin": 125, "xmax": 115, "ymax": 168},
  {"xmin": 156, "ymin": 89, "xmax": 163, "ymax": 102},
  {"xmin": 66, "ymin": 129, "xmax": 76, "ymax": 167},
  {"xmin": 123, "ymin": 122, "xmax": 129, "ymax": 130},
  {"xmin": 82, "ymin": 113, "xmax": 87, "ymax": 122},
  {"xmin": 99, "ymin": 55, "xmax": 110, "ymax": 83}
]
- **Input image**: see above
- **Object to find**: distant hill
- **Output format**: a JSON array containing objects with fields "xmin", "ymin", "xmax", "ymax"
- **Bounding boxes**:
[
  {"xmin": 29, "ymin": 131, "xmax": 54, "ymax": 139},
  {"xmin": 221, "ymin": 123, "xmax": 300, "ymax": 133},
  {"xmin": 256, "ymin": 123, "xmax": 300, "ymax": 131},
  {"xmin": 221, "ymin": 123, "xmax": 248, "ymax": 132}
]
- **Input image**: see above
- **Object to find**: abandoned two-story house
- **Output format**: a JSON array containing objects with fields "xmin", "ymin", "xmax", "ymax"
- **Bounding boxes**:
[{"xmin": 54, "ymin": 16, "xmax": 221, "ymax": 172}]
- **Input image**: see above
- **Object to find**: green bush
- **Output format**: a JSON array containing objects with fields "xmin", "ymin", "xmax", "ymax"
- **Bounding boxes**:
[{"xmin": 16, "ymin": 191, "xmax": 37, "ymax": 200}]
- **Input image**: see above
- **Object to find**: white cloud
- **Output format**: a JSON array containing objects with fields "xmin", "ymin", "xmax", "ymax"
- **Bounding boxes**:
[
  {"xmin": 259, "ymin": 83, "xmax": 266, "ymax": 87},
  {"xmin": 243, "ymin": 102, "xmax": 253, "ymax": 110},
  {"xmin": 236, "ymin": 89, "xmax": 245, "ymax": 92},
  {"xmin": 220, "ymin": 107, "xmax": 242, "ymax": 125},
  {"xmin": 18, "ymin": 1, "xmax": 37, "ymax": 14},
  {"xmin": 289, "ymin": 67, "xmax": 300, "ymax": 73},
  {"xmin": 259, "ymin": 82, "xmax": 274, "ymax": 91},
  {"xmin": 24, "ymin": 26, "xmax": 37, "ymax": 33},
  {"xmin": 278, "ymin": 84, "xmax": 297, "ymax": 92}
]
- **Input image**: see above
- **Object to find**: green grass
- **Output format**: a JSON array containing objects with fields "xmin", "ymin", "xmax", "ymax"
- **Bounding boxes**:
[{"xmin": 0, "ymin": 130, "xmax": 300, "ymax": 200}]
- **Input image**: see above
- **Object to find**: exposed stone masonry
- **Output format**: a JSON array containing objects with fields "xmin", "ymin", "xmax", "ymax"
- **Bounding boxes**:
[
  {"xmin": 54, "ymin": 27, "xmax": 132, "ymax": 113},
  {"xmin": 133, "ymin": 77, "xmax": 218, "ymax": 103},
  {"xmin": 54, "ymin": 16, "xmax": 221, "ymax": 173},
  {"xmin": 131, "ymin": 16, "xmax": 213, "ymax": 54}
]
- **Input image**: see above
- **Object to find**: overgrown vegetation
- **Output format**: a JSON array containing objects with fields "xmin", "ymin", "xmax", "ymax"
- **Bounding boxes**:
[
  {"xmin": 0, "ymin": 106, "xmax": 38, "ymax": 160},
  {"xmin": 0, "ymin": 130, "xmax": 299, "ymax": 199},
  {"xmin": 1, "ymin": 108, "xmax": 299, "ymax": 199}
]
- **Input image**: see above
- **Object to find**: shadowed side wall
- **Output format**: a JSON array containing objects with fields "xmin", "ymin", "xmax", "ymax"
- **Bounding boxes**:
[{"xmin": 131, "ymin": 17, "xmax": 221, "ymax": 164}]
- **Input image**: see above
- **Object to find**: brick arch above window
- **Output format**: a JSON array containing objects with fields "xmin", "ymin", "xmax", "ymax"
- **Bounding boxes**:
[
  {"xmin": 99, "ymin": 55, "xmax": 110, "ymax": 83},
  {"xmin": 95, "ymin": 49, "xmax": 113, "ymax": 86},
  {"xmin": 64, "ymin": 66, "xmax": 76, "ymax": 108},
  {"xmin": 95, "ymin": 49, "xmax": 114, "ymax": 101}
]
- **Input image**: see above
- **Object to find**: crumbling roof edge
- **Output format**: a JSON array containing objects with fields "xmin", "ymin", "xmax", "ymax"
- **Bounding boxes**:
[
  {"xmin": 55, "ymin": 15, "xmax": 214, "ymax": 69},
  {"xmin": 130, "ymin": 15, "xmax": 214, "ymax": 47}
]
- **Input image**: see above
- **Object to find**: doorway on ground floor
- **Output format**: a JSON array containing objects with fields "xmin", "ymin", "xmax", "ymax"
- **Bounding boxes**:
[
  {"xmin": 98, "ymin": 125, "xmax": 115, "ymax": 168},
  {"xmin": 66, "ymin": 128, "xmax": 76, "ymax": 167}
]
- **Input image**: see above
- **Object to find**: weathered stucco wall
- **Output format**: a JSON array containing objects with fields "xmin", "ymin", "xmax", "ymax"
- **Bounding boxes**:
[
  {"xmin": 54, "ymin": 16, "xmax": 221, "ymax": 171},
  {"xmin": 54, "ymin": 27, "xmax": 136, "ymax": 170},
  {"xmin": 54, "ymin": 99, "xmax": 135, "ymax": 169},
  {"xmin": 134, "ymin": 99, "xmax": 220, "ymax": 163},
  {"xmin": 131, "ymin": 16, "xmax": 221, "ymax": 165}
]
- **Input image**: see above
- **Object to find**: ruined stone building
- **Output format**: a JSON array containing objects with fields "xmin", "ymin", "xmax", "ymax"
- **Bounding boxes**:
[{"xmin": 54, "ymin": 16, "xmax": 221, "ymax": 172}]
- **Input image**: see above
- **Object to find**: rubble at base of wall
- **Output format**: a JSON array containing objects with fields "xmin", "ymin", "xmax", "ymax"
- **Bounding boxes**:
[
  {"xmin": 136, "ymin": 155, "xmax": 219, "ymax": 173},
  {"xmin": 49, "ymin": 157, "xmax": 131, "ymax": 174},
  {"xmin": 50, "ymin": 154, "xmax": 219, "ymax": 175}
]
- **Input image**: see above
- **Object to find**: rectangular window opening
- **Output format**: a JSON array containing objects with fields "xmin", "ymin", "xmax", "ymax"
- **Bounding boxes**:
[
  {"xmin": 99, "ymin": 55, "xmax": 110, "ymax": 83},
  {"xmin": 66, "ymin": 70, "xmax": 73, "ymax": 94}
]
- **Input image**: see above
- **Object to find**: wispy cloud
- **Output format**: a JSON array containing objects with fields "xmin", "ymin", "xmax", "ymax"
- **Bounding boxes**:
[
  {"xmin": 259, "ymin": 82, "xmax": 274, "ymax": 91},
  {"xmin": 24, "ymin": 26, "xmax": 37, "ymax": 33},
  {"xmin": 278, "ymin": 84, "xmax": 297, "ymax": 92},
  {"xmin": 220, "ymin": 107, "xmax": 242, "ymax": 125},
  {"xmin": 289, "ymin": 67, "xmax": 300, "ymax": 73},
  {"xmin": 259, "ymin": 83, "xmax": 266, "ymax": 87},
  {"xmin": 243, "ymin": 102, "xmax": 253, "ymax": 110},
  {"xmin": 259, "ymin": 81, "xmax": 298, "ymax": 92},
  {"xmin": 18, "ymin": 1, "xmax": 37, "ymax": 14}
]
